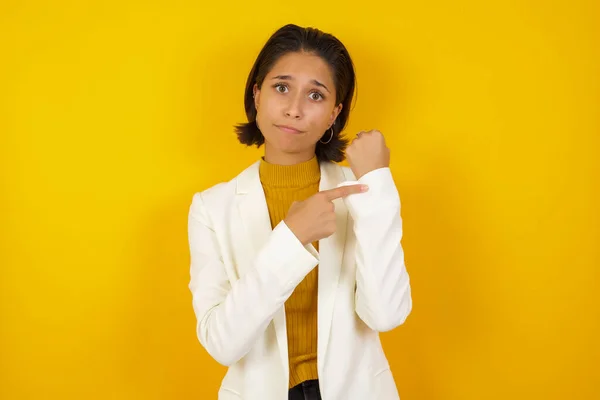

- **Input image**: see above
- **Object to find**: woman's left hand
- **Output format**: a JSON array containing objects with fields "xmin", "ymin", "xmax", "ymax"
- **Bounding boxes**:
[{"xmin": 346, "ymin": 129, "xmax": 391, "ymax": 180}]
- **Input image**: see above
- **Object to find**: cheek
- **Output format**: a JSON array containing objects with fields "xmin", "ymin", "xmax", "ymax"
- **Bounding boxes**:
[
  {"xmin": 306, "ymin": 106, "xmax": 332, "ymax": 131},
  {"xmin": 256, "ymin": 96, "xmax": 283, "ymax": 139},
  {"xmin": 257, "ymin": 100, "xmax": 280, "ymax": 133},
  {"xmin": 259, "ymin": 92, "xmax": 281, "ymax": 114}
]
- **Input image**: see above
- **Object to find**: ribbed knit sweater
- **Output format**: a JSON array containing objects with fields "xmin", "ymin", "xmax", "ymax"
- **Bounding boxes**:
[{"xmin": 259, "ymin": 155, "xmax": 320, "ymax": 388}]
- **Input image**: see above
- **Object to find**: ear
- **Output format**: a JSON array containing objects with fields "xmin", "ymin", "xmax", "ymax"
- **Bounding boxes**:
[
  {"xmin": 253, "ymin": 83, "xmax": 260, "ymax": 110},
  {"xmin": 329, "ymin": 103, "xmax": 343, "ymax": 127}
]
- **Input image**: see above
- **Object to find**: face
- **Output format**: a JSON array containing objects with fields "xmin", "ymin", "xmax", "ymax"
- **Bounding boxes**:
[{"xmin": 253, "ymin": 51, "xmax": 342, "ymax": 164}]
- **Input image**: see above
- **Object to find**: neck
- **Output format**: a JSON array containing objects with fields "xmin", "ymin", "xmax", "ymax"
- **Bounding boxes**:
[{"xmin": 263, "ymin": 144, "xmax": 317, "ymax": 166}]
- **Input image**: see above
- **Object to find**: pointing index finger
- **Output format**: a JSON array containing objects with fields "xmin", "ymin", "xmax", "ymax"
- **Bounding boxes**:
[{"xmin": 322, "ymin": 184, "xmax": 369, "ymax": 201}]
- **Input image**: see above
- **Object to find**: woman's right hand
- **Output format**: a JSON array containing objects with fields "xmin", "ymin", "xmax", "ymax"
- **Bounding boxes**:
[{"xmin": 284, "ymin": 184, "xmax": 369, "ymax": 246}]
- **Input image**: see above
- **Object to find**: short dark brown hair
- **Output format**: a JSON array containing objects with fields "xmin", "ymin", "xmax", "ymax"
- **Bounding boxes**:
[{"xmin": 235, "ymin": 24, "xmax": 357, "ymax": 163}]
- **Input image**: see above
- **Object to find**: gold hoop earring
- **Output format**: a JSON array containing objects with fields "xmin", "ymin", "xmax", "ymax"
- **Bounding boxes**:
[{"xmin": 320, "ymin": 127, "xmax": 334, "ymax": 144}]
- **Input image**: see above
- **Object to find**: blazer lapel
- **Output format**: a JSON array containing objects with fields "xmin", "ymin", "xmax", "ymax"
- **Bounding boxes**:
[
  {"xmin": 234, "ymin": 159, "xmax": 348, "ymax": 380},
  {"xmin": 235, "ymin": 160, "xmax": 272, "ymax": 273},
  {"xmin": 235, "ymin": 160, "xmax": 291, "ymax": 377}
]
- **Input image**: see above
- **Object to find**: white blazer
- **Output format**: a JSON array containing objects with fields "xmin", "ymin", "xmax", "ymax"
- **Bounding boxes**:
[{"xmin": 188, "ymin": 159, "xmax": 412, "ymax": 400}]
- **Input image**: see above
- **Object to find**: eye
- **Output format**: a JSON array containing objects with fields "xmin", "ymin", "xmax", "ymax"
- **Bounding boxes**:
[
  {"xmin": 309, "ymin": 91, "xmax": 324, "ymax": 101},
  {"xmin": 273, "ymin": 83, "xmax": 288, "ymax": 93}
]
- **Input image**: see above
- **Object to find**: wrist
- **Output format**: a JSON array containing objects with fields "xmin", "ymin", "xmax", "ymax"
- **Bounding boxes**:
[{"xmin": 353, "ymin": 164, "xmax": 388, "ymax": 180}]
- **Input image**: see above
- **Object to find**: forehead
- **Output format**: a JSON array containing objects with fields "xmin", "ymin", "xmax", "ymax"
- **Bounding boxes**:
[{"xmin": 267, "ymin": 52, "xmax": 335, "ymax": 86}]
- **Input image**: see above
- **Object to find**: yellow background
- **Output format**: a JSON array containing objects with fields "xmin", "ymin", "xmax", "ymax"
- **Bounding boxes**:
[{"xmin": 1, "ymin": 1, "xmax": 598, "ymax": 399}]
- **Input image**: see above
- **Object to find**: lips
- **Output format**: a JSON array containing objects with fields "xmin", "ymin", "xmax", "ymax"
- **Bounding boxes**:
[{"xmin": 276, "ymin": 124, "xmax": 304, "ymax": 134}]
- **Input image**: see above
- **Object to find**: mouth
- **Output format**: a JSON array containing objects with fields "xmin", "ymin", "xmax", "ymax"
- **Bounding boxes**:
[{"xmin": 275, "ymin": 124, "xmax": 305, "ymax": 134}]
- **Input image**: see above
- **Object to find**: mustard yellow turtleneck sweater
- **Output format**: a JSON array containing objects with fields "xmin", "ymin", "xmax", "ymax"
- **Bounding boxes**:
[{"xmin": 259, "ymin": 155, "xmax": 320, "ymax": 389}]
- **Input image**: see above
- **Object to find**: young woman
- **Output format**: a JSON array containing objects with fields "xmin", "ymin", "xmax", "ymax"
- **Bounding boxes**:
[{"xmin": 188, "ymin": 24, "xmax": 412, "ymax": 400}]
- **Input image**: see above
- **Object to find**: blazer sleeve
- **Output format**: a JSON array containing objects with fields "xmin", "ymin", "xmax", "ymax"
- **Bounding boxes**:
[
  {"xmin": 187, "ymin": 192, "xmax": 319, "ymax": 366},
  {"xmin": 338, "ymin": 167, "xmax": 412, "ymax": 332}
]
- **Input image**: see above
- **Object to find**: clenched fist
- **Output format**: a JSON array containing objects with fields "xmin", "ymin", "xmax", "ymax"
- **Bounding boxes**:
[
  {"xmin": 346, "ymin": 130, "xmax": 390, "ymax": 180},
  {"xmin": 284, "ymin": 184, "xmax": 368, "ymax": 246}
]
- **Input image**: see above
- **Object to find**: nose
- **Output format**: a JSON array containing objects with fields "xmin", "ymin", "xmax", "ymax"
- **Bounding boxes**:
[
  {"xmin": 284, "ymin": 93, "xmax": 303, "ymax": 119},
  {"xmin": 285, "ymin": 110, "xmax": 300, "ymax": 119}
]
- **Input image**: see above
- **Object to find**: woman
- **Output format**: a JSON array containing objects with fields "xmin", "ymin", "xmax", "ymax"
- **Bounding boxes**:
[{"xmin": 188, "ymin": 24, "xmax": 412, "ymax": 400}]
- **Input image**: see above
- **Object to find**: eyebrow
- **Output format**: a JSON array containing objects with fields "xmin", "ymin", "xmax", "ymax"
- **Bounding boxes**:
[{"xmin": 271, "ymin": 75, "xmax": 331, "ymax": 94}]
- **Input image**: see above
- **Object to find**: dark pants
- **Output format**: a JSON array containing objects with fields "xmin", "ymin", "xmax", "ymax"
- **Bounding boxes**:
[{"xmin": 288, "ymin": 379, "xmax": 322, "ymax": 400}]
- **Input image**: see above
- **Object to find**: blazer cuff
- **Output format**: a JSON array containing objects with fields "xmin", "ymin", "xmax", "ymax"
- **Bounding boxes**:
[
  {"xmin": 337, "ymin": 167, "xmax": 400, "ymax": 218},
  {"xmin": 259, "ymin": 220, "xmax": 319, "ymax": 291}
]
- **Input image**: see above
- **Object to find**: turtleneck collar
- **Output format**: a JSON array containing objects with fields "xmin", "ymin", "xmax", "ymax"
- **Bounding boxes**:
[{"xmin": 259, "ymin": 155, "xmax": 321, "ymax": 188}]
